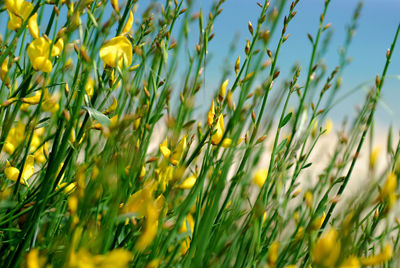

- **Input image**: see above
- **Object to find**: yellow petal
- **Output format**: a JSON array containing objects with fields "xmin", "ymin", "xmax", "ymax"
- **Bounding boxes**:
[
  {"xmin": 33, "ymin": 57, "xmax": 52, "ymax": 73},
  {"xmin": 207, "ymin": 100, "xmax": 215, "ymax": 127},
  {"xmin": 121, "ymin": 11, "xmax": 133, "ymax": 35},
  {"xmin": 0, "ymin": 57, "xmax": 10, "ymax": 87},
  {"xmin": 28, "ymin": 13, "xmax": 40, "ymax": 39},
  {"xmin": 99, "ymin": 36, "xmax": 132, "ymax": 68},
  {"xmin": 178, "ymin": 175, "xmax": 197, "ymax": 189},
  {"xmin": 211, "ymin": 114, "xmax": 224, "ymax": 145},
  {"xmin": 369, "ymin": 147, "xmax": 381, "ymax": 170},
  {"xmin": 380, "ymin": 172, "xmax": 397, "ymax": 201},
  {"xmin": 221, "ymin": 138, "xmax": 232, "ymax": 148},
  {"xmin": 339, "ymin": 256, "xmax": 360, "ymax": 268},
  {"xmin": 21, "ymin": 155, "xmax": 35, "ymax": 180},
  {"xmin": 160, "ymin": 138, "xmax": 171, "ymax": 159},
  {"xmin": 111, "ymin": 0, "xmax": 119, "ymax": 12},
  {"xmin": 103, "ymin": 97, "xmax": 118, "ymax": 115},
  {"xmin": 27, "ymin": 37, "xmax": 53, "ymax": 72},
  {"xmin": 360, "ymin": 243, "xmax": 393, "ymax": 266},
  {"xmin": 7, "ymin": 11, "xmax": 22, "ymax": 30},
  {"xmin": 140, "ymin": 165, "xmax": 146, "ymax": 179},
  {"xmin": 5, "ymin": 0, "xmax": 26, "ymax": 14},
  {"xmin": 253, "ymin": 169, "xmax": 268, "ymax": 188},
  {"xmin": 219, "ymin": 79, "xmax": 228, "ymax": 99},
  {"xmin": 26, "ymin": 249, "xmax": 40, "ymax": 268},
  {"xmin": 51, "ymin": 38, "xmax": 64, "ymax": 57},
  {"xmin": 85, "ymin": 77, "xmax": 95, "ymax": 98},
  {"xmin": 312, "ymin": 228, "xmax": 341, "ymax": 267},
  {"xmin": 22, "ymin": 90, "xmax": 42, "ymax": 104},
  {"xmin": 5, "ymin": 166, "xmax": 20, "ymax": 182},
  {"xmin": 3, "ymin": 142, "xmax": 16, "ymax": 155},
  {"xmin": 171, "ymin": 135, "xmax": 187, "ymax": 166},
  {"xmin": 324, "ymin": 119, "xmax": 333, "ymax": 135}
]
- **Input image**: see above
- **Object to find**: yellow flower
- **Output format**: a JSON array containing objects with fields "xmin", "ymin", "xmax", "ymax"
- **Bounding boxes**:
[
  {"xmin": 26, "ymin": 248, "xmax": 42, "ymax": 268},
  {"xmin": 310, "ymin": 212, "xmax": 326, "ymax": 230},
  {"xmin": 324, "ymin": 119, "xmax": 333, "ymax": 135},
  {"xmin": 111, "ymin": 0, "xmax": 119, "ymax": 12},
  {"xmin": 295, "ymin": 226, "xmax": 305, "ymax": 241},
  {"xmin": 5, "ymin": 155, "xmax": 35, "ymax": 185},
  {"xmin": 380, "ymin": 172, "xmax": 397, "ymax": 200},
  {"xmin": 221, "ymin": 138, "xmax": 233, "ymax": 148},
  {"xmin": 27, "ymin": 37, "xmax": 64, "ymax": 72},
  {"xmin": 122, "ymin": 181, "xmax": 165, "ymax": 251},
  {"xmin": 339, "ymin": 256, "xmax": 360, "ymax": 268},
  {"xmin": 140, "ymin": 165, "xmax": 146, "ymax": 179},
  {"xmin": 268, "ymin": 241, "xmax": 280, "ymax": 267},
  {"xmin": 41, "ymin": 88, "xmax": 60, "ymax": 113},
  {"xmin": 219, "ymin": 79, "xmax": 228, "ymax": 100},
  {"xmin": 360, "ymin": 243, "xmax": 393, "ymax": 266},
  {"xmin": 178, "ymin": 175, "xmax": 197, "ymax": 189},
  {"xmin": 369, "ymin": 146, "xmax": 381, "ymax": 170},
  {"xmin": 211, "ymin": 114, "xmax": 225, "ymax": 145},
  {"xmin": 146, "ymin": 259, "xmax": 160, "ymax": 268},
  {"xmin": 57, "ymin": 182, "xmax": 77, "ymax": 195},
  {"xmin": 103, "ymin": 97, "xmax": 118, "ymax": 115},
  {"xmin": 157, "ymin": 165, "xmax": 173, "ymax": 192},
  {"xmin": 99, "ymin": 36, "xmax": 133, "ymax": 68},
  {"xmin": 312, "ymin": 228, "xmax": 341, "ymax": 267},
  {"xmin": 170, "ymin": 135, "xmax": 187, "ymax": 166},
  {"xmin": 5, "ymin": 0, "xmax": 40, "ymax": 39},
  {"xmin": 85, "ymin": 77, "xmax": 95, "ymax": 99},
  {"xmin": 22, "ymin": 90, "xmax": 42, "ymax": 105},
  {"xmin": 70, "ymin": 248, "xmax": 132, "ymax": 268},
  {"xmin": 253, "ymin": 169, "xmax": 268, "ymax": 188},
  {"xmin": 121, "ymin": 11, "xmax": 134, "ymax": 35},
  {"xmin": 179, "ymin": 214, "xmax": 195, "ymax": 254},
  {"xmin": 135, "ymin": 201, "xmax": 160, "ymax": 251},
  {"xmin": 208, "ymin": 100, "xmax": 215, "ymax": 127},
  {"xmin": 304, "ymin": 191, "xmax": 313, "ymax": 208},
  {"xmin": 1, "ymin": 57, "xmax": 11, "ymax": 87},
  {"xmin": 94, "ymin": 249, "xmax": 133, "ymax": 268},
  {"xmin": 3, "ymin": 122, "xmax": 26, "ymax": 155},
  {"xmin": 160, "ymin": 138, "xmax": 171, "ymax": 159}
]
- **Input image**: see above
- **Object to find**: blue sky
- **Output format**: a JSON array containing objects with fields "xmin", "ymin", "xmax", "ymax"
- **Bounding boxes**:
[{"xmin": 196, "ymin": 0, "xmax": 400, "ymax": 125}]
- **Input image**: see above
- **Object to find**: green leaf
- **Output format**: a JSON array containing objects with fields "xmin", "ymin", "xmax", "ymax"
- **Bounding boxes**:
[
  {"xmin": 83, "ymin": 106, "xmax": 110, "ymax": 127},
  {"xmin": 302, "ymin": 162, "xmax": 312, "ymax": 169},
  {"xmin": 279, "ymin": 112, "xmax": 292, "ymax": 128},
  {"xmin": 276, "ymin": 138, "xmax": 288, "ymax": 153}
]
